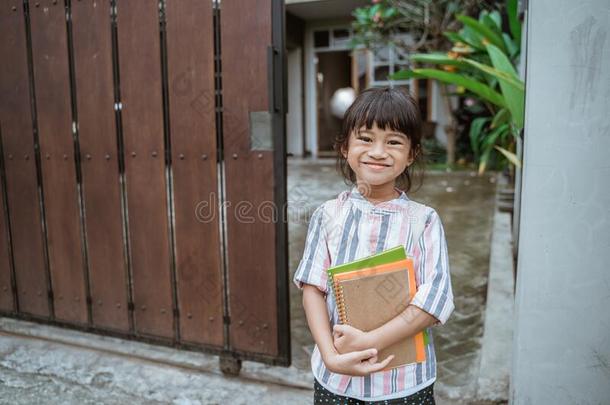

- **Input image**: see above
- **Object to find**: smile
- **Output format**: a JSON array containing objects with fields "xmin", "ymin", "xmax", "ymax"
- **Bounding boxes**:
[{"xmin": 362, "ymin": 162, "xmax": 390, "ymax": 169}]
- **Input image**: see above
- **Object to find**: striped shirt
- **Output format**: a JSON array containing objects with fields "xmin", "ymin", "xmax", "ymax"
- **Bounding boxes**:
[{"xmin": 293, "ymin": 186, "xmax": 454, "ymax": 401}]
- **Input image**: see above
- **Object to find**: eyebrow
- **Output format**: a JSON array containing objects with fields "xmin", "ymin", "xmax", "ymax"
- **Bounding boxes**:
[{"xmin": 358, "ymin": 129, "xmax": 408, "ymax": 138}]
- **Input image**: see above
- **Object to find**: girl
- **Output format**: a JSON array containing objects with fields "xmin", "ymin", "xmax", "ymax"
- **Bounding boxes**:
[{"xmin": 293, "ymin": 87, "xmax": 454, "ymax": 404}]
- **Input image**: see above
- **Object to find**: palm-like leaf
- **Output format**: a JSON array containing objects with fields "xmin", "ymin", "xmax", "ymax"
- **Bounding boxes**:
[
  {"xmin": 486, "ymin": 44, "xmax": 524, "ymax": 129},
  {"xmin": 456, "ymin": 14, "xmax": 508, "ymax": 53},
  {"xmin": 461, "ymin": 57, "xmax": 524, "ymax": 91},
  {"xmin": 392, "ymin": 68, "xmax": 506, "ymax": 107},
  {"xmin": 495, "ymin": 145, "xmax": 521, "ymax": 168},
  {"xmin": 410, "ymin": 53, "xmax": 469, "ymax": 67}
]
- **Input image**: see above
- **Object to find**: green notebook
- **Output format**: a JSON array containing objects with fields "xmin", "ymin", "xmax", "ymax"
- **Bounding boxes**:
[{"xmin": 327, "ymin": 245, "xmax": 408, "ymax": 279}]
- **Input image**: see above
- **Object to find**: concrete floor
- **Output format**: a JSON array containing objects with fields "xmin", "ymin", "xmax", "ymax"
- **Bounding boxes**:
[
  {"xmin": 0, "ymin": 325, "xmax": 312, "ymax": 405},
  {"xmin": 0, "ymin": 157, "xmax": 503, "ymax": 404}
]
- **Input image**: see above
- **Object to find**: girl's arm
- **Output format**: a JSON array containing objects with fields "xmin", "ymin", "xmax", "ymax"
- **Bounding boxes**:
[
  {"xmin": 370, "ymin": 305, "xmax": 437, "ymax": 350},
  {"xmin": 334, "ymin": 305, "xmax": 437, "ymax": 354},
  {"xmin": 302, "ymin": 284, "xmax": 394, "ymax": 376}
]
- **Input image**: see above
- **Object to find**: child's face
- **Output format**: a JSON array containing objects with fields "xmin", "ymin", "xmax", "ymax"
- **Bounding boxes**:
[{"xmin": 342, "ymin": 122, "xmax": 414, "ymax": 190}]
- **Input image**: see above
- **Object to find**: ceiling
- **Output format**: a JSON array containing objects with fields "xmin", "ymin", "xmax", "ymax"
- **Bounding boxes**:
[{"xmin": 286, "ymin": 0, "xmax": 370, "ymax": 21}]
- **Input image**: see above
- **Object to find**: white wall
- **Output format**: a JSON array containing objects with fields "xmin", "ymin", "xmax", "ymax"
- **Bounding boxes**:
[
  {"xmin": 304, "ymin": 24, "xmax": 317, "ymax": 157},
  {"xmin": 287, "ymin": 48, "xmax": 304, "ymax": 156},
  {"xmin": 512, "ymin": 0, "xmax": 610, "ymax": 403}
]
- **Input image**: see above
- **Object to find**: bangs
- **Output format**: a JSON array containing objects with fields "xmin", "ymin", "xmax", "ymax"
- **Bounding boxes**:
[{"xmin": 342, "ymin": 87, "xmax": 422, "ymax": 140}]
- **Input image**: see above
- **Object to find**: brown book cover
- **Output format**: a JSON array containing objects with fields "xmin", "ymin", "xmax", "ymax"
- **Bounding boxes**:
[{"xmin": 333, "ymin": 259, "xmax": 425, "ymax": 370}]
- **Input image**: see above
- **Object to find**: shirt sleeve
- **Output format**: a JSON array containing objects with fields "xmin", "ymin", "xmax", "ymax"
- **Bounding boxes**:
[
  {"xmin": 410, "ymin": 209, "xmax": 455, "ymax": 325},
  {"xmin": 293, "ymin": 204, "xmax": 330, "ymax": 294}
]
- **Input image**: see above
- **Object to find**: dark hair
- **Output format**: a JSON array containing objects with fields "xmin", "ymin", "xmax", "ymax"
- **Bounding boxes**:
[{"xmin": 333, "ymin": 86, "xmax": 425, "ymax": 193}]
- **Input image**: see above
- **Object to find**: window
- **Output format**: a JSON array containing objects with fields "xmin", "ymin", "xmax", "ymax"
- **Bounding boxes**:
[
  {"xmin": 313, "ymin": 27, "xmax": 356, "ymax": 51},
  {"xmin": 313, "ymin": 30, "xmax": 330, "ymax": 48},
  {"xmin": 369, "ymin": 43, "xmax": 413, "ymax": 88}
]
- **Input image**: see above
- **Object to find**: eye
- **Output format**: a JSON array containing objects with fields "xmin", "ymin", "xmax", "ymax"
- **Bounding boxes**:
[
  {"xmin": 357, "ymin": 135, "xmax": 372, "ymax": 142},
  {"xmin": 388, "ymin": 140, "xmax": 403, "ymax": 145}
]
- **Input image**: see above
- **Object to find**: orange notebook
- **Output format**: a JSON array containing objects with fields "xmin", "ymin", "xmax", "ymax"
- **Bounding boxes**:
[{"xmin": 332, "ymin": 258, "xmax": 426, "ymax": 370}]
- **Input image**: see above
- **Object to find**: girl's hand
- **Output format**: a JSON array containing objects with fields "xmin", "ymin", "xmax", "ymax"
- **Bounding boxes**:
[
  {"xmin": 324, "ymin": 348, "xmax": 394, "ymax": 377},
  {"xmin": 333, "ymin": 324, "xmax": 374, "ymax": 354}
]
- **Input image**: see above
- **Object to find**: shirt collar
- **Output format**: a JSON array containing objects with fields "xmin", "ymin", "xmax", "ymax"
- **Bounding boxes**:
[{"xmin": 347, "ymin": 185, "xmax": 409, "ymax": 213}]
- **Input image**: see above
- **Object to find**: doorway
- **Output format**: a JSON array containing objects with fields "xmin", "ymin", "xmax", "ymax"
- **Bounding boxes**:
[{"xmin": 315, "ymin": 51, "xmax": 351, "ymax": 156}]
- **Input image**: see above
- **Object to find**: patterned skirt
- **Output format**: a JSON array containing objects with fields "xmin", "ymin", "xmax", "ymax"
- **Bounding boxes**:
[{"xmin": 313, "ymin": 378, "xmax": 435, "ymax": 405}]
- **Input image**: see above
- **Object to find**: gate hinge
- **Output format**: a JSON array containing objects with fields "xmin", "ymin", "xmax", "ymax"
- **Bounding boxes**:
[
  {"xmin": 47, "ymin": 290, "xmax": 54, "ymax": 301},
  {"xmin": 173, "ymin": 308, "xmax": 180, "ymax": 318},
  {"xmin": 223, "ymin": 315, "xmax": 231, "ymax": 325},
  {"xmin": 128, "ymin": 302, "xmax": 135, "ymax": 311}
]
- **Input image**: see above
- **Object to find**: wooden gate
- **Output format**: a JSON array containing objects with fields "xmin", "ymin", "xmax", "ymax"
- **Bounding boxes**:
[{"xmin": 0, "ymin": 0, "xmax": 288, "ymax": 368}]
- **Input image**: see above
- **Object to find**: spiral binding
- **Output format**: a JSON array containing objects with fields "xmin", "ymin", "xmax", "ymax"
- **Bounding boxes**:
[{"xmin": 333, "ymin": 279, "xmax": 349, "ymax": 324}]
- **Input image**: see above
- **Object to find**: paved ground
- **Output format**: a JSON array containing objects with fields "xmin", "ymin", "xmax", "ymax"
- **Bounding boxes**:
[
  {"xmin": 0, "ymin": 157, "xmax": 504, "ymax": 404},
  {"xmin": 288, "ymin": 158, "xmax": 498, "ymax": 403},
  {"xmin": 0, "ymin": 327, "xmax": 312, "ymax": 405}
]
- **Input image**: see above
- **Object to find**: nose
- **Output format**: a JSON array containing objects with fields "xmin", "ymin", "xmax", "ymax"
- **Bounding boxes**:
[{"xmin": 367, "ymin": 140, "xmax": 388, "ymax": 159}]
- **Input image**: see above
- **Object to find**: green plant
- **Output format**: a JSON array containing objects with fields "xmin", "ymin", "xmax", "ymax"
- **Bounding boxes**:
[{"xmin": 392, "ymin": 0, "xmax": 524, "ymax": 173}]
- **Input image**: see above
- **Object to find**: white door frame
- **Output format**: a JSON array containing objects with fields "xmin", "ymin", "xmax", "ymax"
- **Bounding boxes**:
[{"xmin": 304, "ymin": 22, "xmax": 355, "ymax": 158}]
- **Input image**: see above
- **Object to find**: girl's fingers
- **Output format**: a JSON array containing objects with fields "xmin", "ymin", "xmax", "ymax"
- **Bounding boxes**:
[
  {"xmin": 348, "ymin": 348, "xmax": 377, "ymax": 362},
  {"xmin": 334, "ymin": 336, "xmax": 345, "ymax": 353},
  {"xmin": 333, "ymin": 324, "xmax": 347, "ymax": 335},
  {"xmin": 339, "ymin": 349, "xmax": 397, "ymax": 376},
  {"xmin": 379, "ymin": 354, "xmax": 394, "ymax": 367},
  {"xmin": 360, "ymin": 354, "xmax": 394, "ymax": 374}
]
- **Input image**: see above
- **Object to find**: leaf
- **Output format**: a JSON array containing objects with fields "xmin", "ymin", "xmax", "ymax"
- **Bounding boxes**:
[
  {"xmin": 491, "ymin": 108, "xmax": 510, "ymax": 128},
  {"xmin": 469, "ymin": 117, "xmax": 490, "ymax": 158},
  {"xmin": 482, "ymin": 124, "xmax": 508, "ymax": 148},
  {"xmin": 353, "ymin": 8, "xmax": 370, "ymax": 24},
  {"xmin": 482, "ymin": 14, "xmax": 502, "ymax": 37},
  {"xmin": 443, "ymin": 31, "xmax": 460, "ymax": 44},
  {"xmin": 410, "ymin": 53, "xmax": 468, "ymax": 68},
  {"xmin": 477, "ymin": 124, "xmax": 507, "ymax": 174},
  {"xmin": 477, "ymin": 145, "xmax": 493, "ymax": 174},
  {"xmin": 382, "ymin": 7, "xmax": 397, "ymax": 19},
  {"xmin": 457, "ymin": 14, "xmax": 507, "ymax": 53},
  {"xmin": 444, "ymin": 31, "xmax": 485, "ymax": 53},
  {"xmin": 507, "ymin": 0, "xmax": 522, "ymax": 45},
  {"xmin": 486, "ymin": 44, "xmax": 525, "ymax": 129},
  {"xmin": 461, "ymin": 57, "xmax": 524, "ymax": 91},
  {"xmin": 391, "ymin": 68, "xmax": 506, "ymax": 107},
  {"xmin": 503, "ymin": 33, "xmax": 519, "ymax": 59},
  {"xmin": 495, "ymin": 145, "xmax": 522, "ymax": 168},
  {"xmin": 369, "ymin": 3, "xmax": 381, "ymax": 18},
  {"xmin": 488, "ymin": 44, "xmax": 519, "ymax": 76},
  {"xmin": 488, "ymin": 10, "xmax": 502, "ymax": 30},
  {"xmin": 460, "ymin": 24, "xmax": 485, "ymax": 50}
]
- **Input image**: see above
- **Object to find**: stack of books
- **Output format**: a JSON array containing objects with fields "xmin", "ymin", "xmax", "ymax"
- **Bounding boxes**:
[{"xmin": 328, "ymin": 246, "xmax": 427, "ymax": 370}]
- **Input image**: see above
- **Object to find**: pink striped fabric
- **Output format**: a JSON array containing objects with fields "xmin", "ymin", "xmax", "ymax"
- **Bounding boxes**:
[{"xmin": 293, "ymin": 186, "xmax": 454, "ymax": 401}]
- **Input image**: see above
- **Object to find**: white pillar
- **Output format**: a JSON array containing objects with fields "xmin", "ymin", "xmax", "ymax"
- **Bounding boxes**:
[{"xmin": 512, "ymin": 0, "xmax": 610, "ymax": 403}]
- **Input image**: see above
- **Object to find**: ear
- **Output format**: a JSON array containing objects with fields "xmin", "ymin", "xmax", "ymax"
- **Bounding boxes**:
[
  {"xmin": 406, "ymin": 151, "xmax": 415, "ymax": 167},
  {"xmin": 407, "ymin": 146, "xmax": 419, "ymax": 166},
  {"xmin": 340, "ymin": 144, "xmax": 348, "ymax": 159}
]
